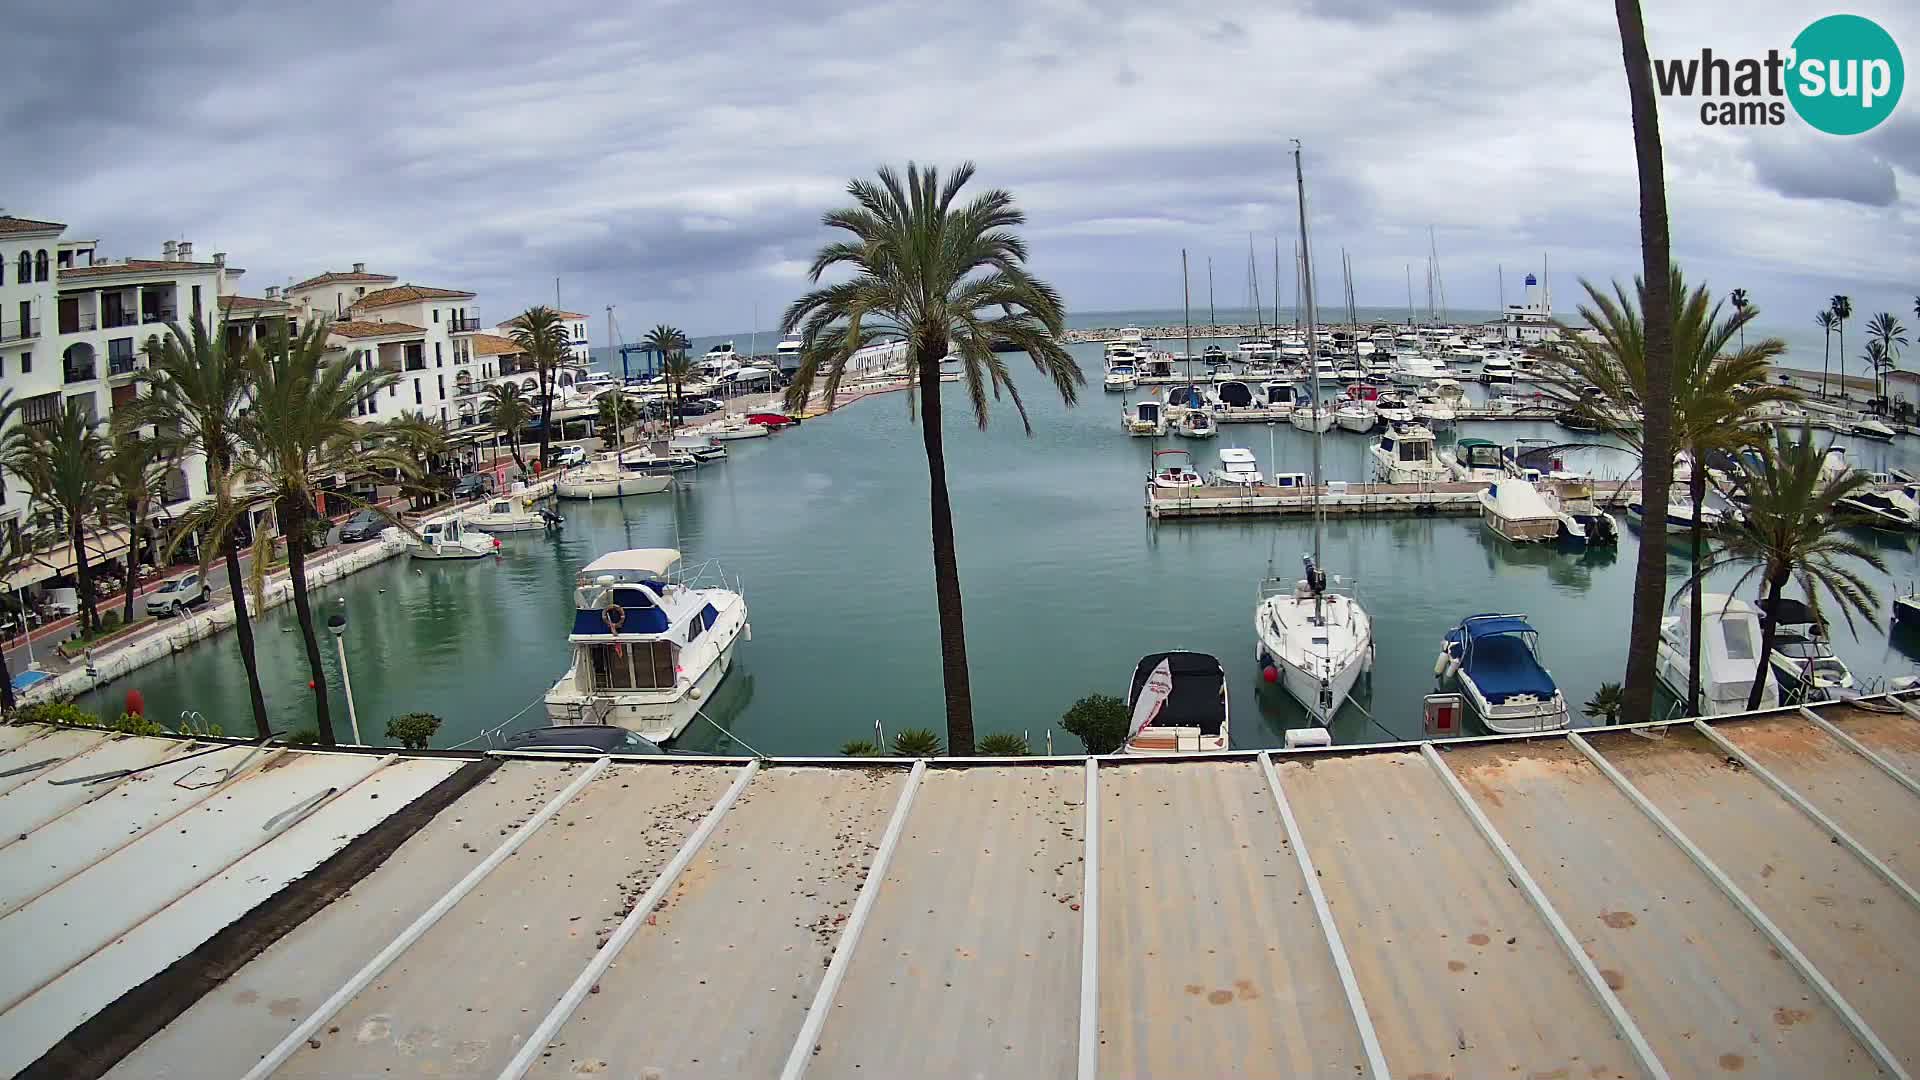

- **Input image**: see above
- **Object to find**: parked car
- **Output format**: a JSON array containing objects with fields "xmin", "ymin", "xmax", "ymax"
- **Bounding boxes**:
[
  {"xmin": 452, "ymin": 473, "xmax": 495, "ymax": 499},
  {"xmin": 145, "ymin": 572, "xmax": 211, "ymax": 617},
  {"xmin": 338, "ymin": 510, "xmax": 386, "ymax": 543},
  {"xmin": 544, "ymin": 445, "xmax": 589, "ymax": 469},
  {"xmin": 501, "ymin": 725, "xmax": 664, "ymax": 756},
  {"xmin": 672, "ymin": 397, "xmax": 722, "ymax": 418}
]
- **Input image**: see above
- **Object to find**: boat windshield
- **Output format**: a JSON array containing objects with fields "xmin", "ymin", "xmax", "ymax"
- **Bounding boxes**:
[{"xmin": 1721, "ymin": 618, "xmax": 1758, "ymax": 660}]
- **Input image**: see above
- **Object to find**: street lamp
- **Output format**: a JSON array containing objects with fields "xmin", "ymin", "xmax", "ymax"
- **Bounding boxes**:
[{"xmin": 326, "ymin": 609, "xmax": 361, "ymax": 745}]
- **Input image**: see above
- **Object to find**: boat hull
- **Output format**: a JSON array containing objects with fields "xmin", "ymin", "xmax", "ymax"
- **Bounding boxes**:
[
  {"xmin": 556, "ymin": 473, "xmax": 673, "ymax": 499},
  {"xmin": 1255, "ymin": 593, "xmax": 1371, "ymax": 726},
  {"xmin": 465, "ymin": 516, "xmax": 548, "ymax": 533},
  {"xmin": 545, "ymin": 632, "xmax": 742, "ymax": 743}
]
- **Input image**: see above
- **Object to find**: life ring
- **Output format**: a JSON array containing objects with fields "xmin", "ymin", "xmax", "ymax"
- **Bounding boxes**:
[{"xmin": 602, "ymin": 604, "xmax": 626, "ymax": 634}]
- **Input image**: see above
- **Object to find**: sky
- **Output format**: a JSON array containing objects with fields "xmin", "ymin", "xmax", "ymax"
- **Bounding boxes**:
[{"xmin": 2, "ymin": 0, "xmax": 1916, "ymax": 345}]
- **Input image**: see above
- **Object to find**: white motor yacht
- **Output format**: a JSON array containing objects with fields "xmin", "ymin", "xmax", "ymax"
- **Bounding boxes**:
[
  {"xmin": 557, "ymin": 460, "xmax": 673, "ymax": 499},
  {"xmin": 668, "ymin": 434, "xmax": 727, "ymax": 462},
  {"xmin": 1442, "ymin": 437, "xmax": 1507, "ymax": 482},
  {"xmin": 1435, "ymin": 614, "xmax": 1569, "ymax": 733},
  {"xmin": 466, "ymin": 496, "xmax": 559, "ymax": 534},
  {"xmin": 1210, "ymin": 447, "xmax": 1263, "ymax": 486},
  {"xmin": 1627, "ymin": 484, "xmax": 1725, "ymax": 529},
  {"xmin": 1369, "ymin": 422, "xmax": 1450, "ymax": 484},
  {"xmin": 543, "ymin": 548, "xmax": 748, "ymax": 742},
  {"xmin": 1124, "ymin": 399, "xmax": 1167, "ymax": 436},
  {"xmin": 1656, "ymin": 593, "xmax": 1777, "ymax": 716},
  {"xmin": 1480, "ymin": 477, "xmax": 1563, "ymax": 543},
  {"xmin": 1104, "ymin": 361, "xmax": 1139, "ymax": 392},
  {"xmin": 1123, "ymin": 652, "xmax": 1230, "ymax": 754},
  {"xmin": 408, "ymin": 516, "xmax": 498, "ymax": 560},
  {"xmin": 1837, "ymin": 486, "xmax": 1920, "ymax": 530},
  {"xmin": 710, "ymin": 415, "xmax": 770, "ymax": 441},
  {"xmin": 1374, "ymin": 392, "xmax": 1415, "ymax": 425},
  {"xmin": 1150, "ymin": 448, "xmax": 1204, "ymax": 489},
  {"xmin": 1762, "ymin": 598, "xmax": 1857, "ymax": 704},
  {"xmin": 1482, "ymin": 353, "xmax": 1517, "ymax": 383},
  {"xmin": 1851, "ymin": 418, "xmax": 1897, "ymax": 442}
]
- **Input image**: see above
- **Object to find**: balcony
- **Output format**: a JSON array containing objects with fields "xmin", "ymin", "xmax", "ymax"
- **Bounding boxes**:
[
  {"xmin": 58, "ymin": 312, "xmax": 97, "ymax": 334},
  {"xmin": 447, "ymin": 315, "xmax": 482, "ymax": 333},
  {"xmin": 141, "ymin": 308, "xmax": 178, "ymax": 325},
  {"xmin": 108, "ymin": 355, "xmax": 139, "ymax": 379},
  {"xmin": 102, "ymin": 310, "xmax": 139, "ymax": 330},
  {"xmin": 0, "ymin": 317, "xmax": 38, "ymax": 343},
  {"xmin": 63, "ymin": 360, "xmax": 98, "ymax": 384}
]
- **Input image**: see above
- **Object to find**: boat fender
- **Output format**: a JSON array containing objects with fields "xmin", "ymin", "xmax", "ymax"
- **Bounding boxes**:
[
  {"xmin": 1441, "ymin": 657, "xmax": 1460, "ymax": 682},
  {"xmin": 1433, "ymin": 651, "xmax": 1450, "ymax": 677},
  {"xmin": 689, "ymin": 686, "xmax": 703, "ymax": 700}
]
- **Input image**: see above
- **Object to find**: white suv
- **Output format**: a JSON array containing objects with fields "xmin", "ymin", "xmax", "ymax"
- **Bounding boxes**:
[{"xmin": 145, "ymin": 572, "xmax": 211, "ymax": 617}]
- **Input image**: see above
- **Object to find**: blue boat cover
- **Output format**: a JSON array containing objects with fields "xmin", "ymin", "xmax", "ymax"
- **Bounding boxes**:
[
  {"xmin": 1460, "ymin": 614, "xmax": 1536, "ymax": 639},
  {"xmin": 1462, "ymin": 636, "xmax": 1557, "ymax": 703}
]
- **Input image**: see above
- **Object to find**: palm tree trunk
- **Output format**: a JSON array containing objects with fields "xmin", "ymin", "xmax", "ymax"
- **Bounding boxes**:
[
  {"xmin": 1747, "ymin": 568, "xmax": 1790, "ymax": 711},
  {"xmin": 223, "ymin": 528, "xmax": 271, "ymax": 738},
  {"xmin": 0, "ymin": 638, "xmax": 14, "ymax": 714},
  {"xmin": 1614, "ymin": 0, "xmax": 1676, "ymax": 726},
  {"xmin": 1837, "ymin": 323, "xmax": 1845, "ymax": 400},
  {"xmin": 1821, "ymin": 331, "xmax": 1830, "ymax": 397},
  {"xmin": 280, "ymin": 495, "xmax": 336, "ymax": 745},
  {"xmin": 916, "ymin": 348, "xmax": 974, "ymax": 756},
  {"xmin": 1686, "ymin": 466, "xmax": 1706, "ymax": 715},
  {"xmin": 72, "ymin": 519, "xmax": 97, "ymax": 637},
  {"xmin": 122, "ymin": 504, "xmax": 140, "ymax": 627},
  {"xmin": 537, "ymin": 366, "xmax": 555, "ymax": 464}
]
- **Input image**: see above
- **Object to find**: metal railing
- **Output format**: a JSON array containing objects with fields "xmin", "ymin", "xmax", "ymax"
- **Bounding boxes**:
[
  {"xmin": 58, "ymin": 313, "xmax": 97, "ymax": 333},
  {"xmin": 446, "ymin": 315, "xmax": 482, "ymax": 333},
  {"xmin": 0, "ymin": 318, "xmax": 38, "ymax": 342},
  {"xmin": 108, "ymin": 355, "xmax": 139, "ymax": 377},
  {"xmin": 63, "ymin": 362, "xmax": 97, "ymax": 383},
  {"xmin": 102, "ymin": 310, "xmax": 139, "ymax": 329},
  {"xmin": 141, "ymin": 309, "xmax": 177, "ymax": 325}
]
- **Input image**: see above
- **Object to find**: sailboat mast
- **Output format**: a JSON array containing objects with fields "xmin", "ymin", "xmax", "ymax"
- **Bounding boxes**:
[
  {"xmin": 1272, "ymin": 237, "xmax": 1281, "ymax": 335},
  {"xmin": 1293, "ymin": 142, "xmax": 1325, "ymax": 594},
  {"xmin": 1248, "ymin": 237, "xmax": 1263, "ymax": 339},
  {"xmin": 1405, "ymin": 264, "xmax": 1414, "ymax": 326},
  {"xmin": 1293, "ymin": 243, "xmax": 1302, "ymax": 329},
  {"xmin": 1182, "ymin": 249, "xmax": 1193, "ymax": 392},
  {"xmin": 1498, "ymin": 264, "xmax": 1505, "ymax": 315},
  {"xmin": 607, "ymin": 304, "xmax": 623, "ymax": 452},
  {"xmin": 1207, "ymin": 257, "xmax": 1216, "ymax": 334}
]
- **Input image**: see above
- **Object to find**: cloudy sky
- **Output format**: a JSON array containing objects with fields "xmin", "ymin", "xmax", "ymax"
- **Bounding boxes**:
[{"xmin": 3, "ymin": 0, "xmax": 1915, "ymax": 345}]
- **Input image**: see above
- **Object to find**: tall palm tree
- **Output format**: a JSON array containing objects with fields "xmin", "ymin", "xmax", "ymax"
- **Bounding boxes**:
[
  {"xmin": 128, "ymin": 315, "xmax": 270, "ymax": 736},
  {"xmin": 0, "ymin": 521, "xmax": 50, "ymax": 714},
  {"xmin": 1865, "ymin": 312, "xmax": 1906, "ymax": 403},
  {"xmin": 1608, "ymin": 0, "xmax": 1679, "ymax": 726},
  {"xmin": 367, "ymin": 415, "xmax": 454, "ymax": 508},
  {"xmin": 660, "ymin": 351, "xmax": 694, "ymax": 431},
  {"xmin": 4, "ymin": 401, "xmax": 108, "ymax": 636},
  {"xmin": 595, "ymin": 390, "xmax": 637, "ymax": 444},
  {"xmin": 228, "ymin": 321, "xmax": 406, "ymax": 744},
  {"xmin": 508, "ymin": 306, "xmax": 572, "ymax": 466},
  {"xmin": 483, "ymin": 382, "xmax": 533, "ymax": 473},
  {"xmin": 1729, "ymin": 288, "xmax": 1748, "ymax": 350},
  {"xmin": 783, "ymin": 162, "xmax": 1083, "ymax": 754},
  {"xmin": 1830, "ymin": 295, "xmax": 1852, "ymax": 399},
  {"xmin": 1815, "ymin": 310, "xmax": 1838, "ymax": 397},
  {"xmin": 1680, "ymin": 427, "xmax": 1884, "ymax": 709},
  {"xmin": 1543, "ymin": 269, "xmax": 1795, "ymax": 714},
  {"xmin": 643, "ymin": 324, "xmax": 690, "ymax": 377},
  {"xmin": 101, "ymin": 426, "xmax": 172, "ymax": 626}
]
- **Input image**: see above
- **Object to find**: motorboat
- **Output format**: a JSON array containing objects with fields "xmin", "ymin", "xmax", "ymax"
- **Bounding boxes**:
[
  {"xmin": 1482, "ymin": 353, "xmax": 1517, "ymax": 383},
  {"xmin": 1415, "ymin": 379, "xmax": 1462, "ymax": 427},
  {"xmin": 1261, "ymin": 381, "xmax": 1296, "ymax": 415},
  {"xmin": 1368, "ymin": 422, "xmax": 1450, "ymax": 484},
  {"xmin": 1174, "ymin": 407, "xmax": 1218, "ymax": 439},
  {"xmin": 408, "ymin": 516, "xmax": 499, "ymax": 560},
  {"xmin": 668, "ymin": 434, "xmax": 728, "ymax": 462},
  {"xmin": 1122, "ymin": 652, "xmax": 1230, "ymax": 754},
  {"xmin": 557, "ymin": 461, "xmax": 674, "ymax": 499},
  {"xmin": 1213, "ymin": 380, "xmax": 1260, "ymax": 415},
  {"xmin": 1210, "ymin": 447, "xmax": 1263, "ymax": 487},
  {"xmin": 465, "ymin": 496, "xmax": 560, "ymax": 534},
  {"xmin": 1104, "ymin": 362, "xmax": 1139, "ymax": 392},
  {"xmin": 1761, "ymin": 598, "xmax": 1856, "ymax": 704},
  {"xmin": 1435, "ymin": 614, "xmax": 1569, "ymax": 733},
  {"xmin": 1543, "ymin": 474, "xmax": 1619, "ymax": 547},
  {"xmin": 1442, "ymin": 437, "xmax": 1507, "ymax": 482},
  {"xmin": 1895, "ymin": 583, "xmax": 1920, "ymax": 628},
  {"xmin": 1109, "ymin": 326, "xmax": 1146, "ymax": 350},
  {"xmin": 745, "ymin": 410, "xmax": 799, "ymax": 428},
  {"xmin": 1627, "ymin": 485, "xmax": 1725, "ymax": 529},
  {"xmin": 1150, "ymin": 448, "xmax": 1204, "ymax": 489},
  {"xmin": 1657, "ymin": 592, "xmax": 1777, "ymax": 716},
  {"xmin": 1851, "ymin": 418, "xmax": 1897, "ymax": 442},
  {"xmin": 1256, "ymin": 555, "xmax": 1373, "ymax": 726},
  {"xmin": 710, "ymin": 415, "xmax": 771, "ymax": 441},
  {"xmin": 1333, "ymin": 398, "xmax": 1376, "ymax": 434},
  {"xmin": 620, "ymin": 446, "xmax": 700, "ymax": 473},
  {"xmin": 1480, "ymin": 478, "xmax": 1562, "ymax": 543},
  {"xmin": 1837, "ymin": 486, "xmax": 1920, "ymax": 530},
  {"xmin": 543, "ymin": 548, "xmax": 748, "ymax": 742},
  {"xmin": 1374, "ymin": 392, "xmax": 1415, "ymax": 425},
  {"xmin": 1124, "ymin": 399, "xmax": 1167, "ymax": 437}
]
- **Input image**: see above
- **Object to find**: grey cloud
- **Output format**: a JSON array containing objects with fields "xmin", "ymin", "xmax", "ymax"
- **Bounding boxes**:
[
  {"xmin": 1746, "ymin": 137, "xmax": 1899, "ymax": 207},
  {"xmin": 1864, "ymin": 113, "xmax": 1920, "ymax": 176},
  {"xmin": 1299, "ymin": 0, "xmax": 1514, "ymax": 23}
]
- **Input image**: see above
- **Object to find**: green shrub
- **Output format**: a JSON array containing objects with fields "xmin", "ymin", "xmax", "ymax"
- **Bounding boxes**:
[
  {"xmin": 385, "ymin": 711, "xmax": 443, "ymax": 750},
  {"xmin": 113, "ymin": 713, "xmax": 167, "ymax": 736},
  {"xmin": 1583, "ymin": 681, "xmax": 1625, "ymax": 725},
  {"xmin": 976, "ymin": 732, "xmax": 1031, "ymax": 756},
  {"xmin": 839, "ymin": 739, "xmax": 886, "ymax": 758},
  {"xmin": 1061, "ymin": 693, "xmax": 1130, "ymax": 755},
  {"xmin": 890, "ymin": 727, "xmax": 943, "ymax": 757},
  {"xmin": 285, "ymin": 728, "xmax": 320, "ymax": 746},
  {"xmin": 14, "ymin": 701, "xmax": 102, "ymax": 727},
  {"xmin": 100, "ymin": 610, "xmax": 122, "ymax": 632}
]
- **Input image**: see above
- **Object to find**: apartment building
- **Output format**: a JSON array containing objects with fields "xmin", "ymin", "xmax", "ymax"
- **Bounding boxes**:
[{"xmin": 492, "ymin": 309, "xmax": 591, "ymax": 365}]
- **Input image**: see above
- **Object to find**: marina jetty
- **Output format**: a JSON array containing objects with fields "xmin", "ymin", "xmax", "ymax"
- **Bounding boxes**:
[
  {"xmin": 1146, "ymin": 477, "xmax": 1642, "ymax": 519},
  {"xmin": 1063, "ymin": 323, "xmax": 1313, "ymax": 344},
  {"xmin": 5, "ymin": 691, "xmax": 1918, "ymax": 1078}
]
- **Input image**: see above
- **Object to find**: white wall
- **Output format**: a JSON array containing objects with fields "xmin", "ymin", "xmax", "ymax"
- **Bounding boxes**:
[{"xmin": 0, "ymin": 229, "xmax": 64, "ymax": 522}]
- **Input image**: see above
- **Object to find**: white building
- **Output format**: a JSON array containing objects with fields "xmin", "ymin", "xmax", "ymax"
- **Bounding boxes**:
[
  {"xmin": 493, "ymin": 309, "xmax": 591, "ymax": 366},
  {"xmin": 1498, "ymin": 270, "xmax": 1561, "ymax": 346},
  {"xmin": 280, "ymin": 271, "xmax": 481, "ymax": 428}
]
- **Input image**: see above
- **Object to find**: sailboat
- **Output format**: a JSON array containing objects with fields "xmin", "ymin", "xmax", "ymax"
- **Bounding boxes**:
[{"xmin": 1255, "ymin": 142, "xmax": 1374, "ymax": 727}]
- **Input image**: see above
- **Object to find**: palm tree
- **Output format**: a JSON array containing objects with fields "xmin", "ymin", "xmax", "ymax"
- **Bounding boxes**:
[
  {"xmin": 1815, "ymin": 310, "xmax": 1838, "ymax": 397},
  {"xmin": 0, "ymin": 521, "xmax": 50, "ymax": 714},
  {"xmin": 1680, "ymin": 427, "xmax": 1884, "ymax": 709},
  {"xmin": 595, "ymin": 390, "xmax": 637, "ymax": 444},
  {"xmin": 1729, "ymin": 288, "xmax": 1748, "ymax": 350},
  {"xmin": 507, "ymin": 306, "xmax": 572, "ymax": 466},
  {"xmin": 483, "ymin": 383, "xmax": 532, "ymax": 473},
  {"xmin": 1830, "ymin": 295, "xmax": 1852, "ymax": 399},
  {"xmin": 783, "ymin": 162, "xmax": 1083, "ymax": 754},
  {"xmin": 643, "ymin": 324, "xmax": 690, "ymax": 377},
  {"xmin": 368, "ymin": 415, "xmax": 454, "ymax": 508},
  {"xmin": 1543, "ymin": 269, "xmax": 1795, "ymax": 714},
  {"xmin": 128, "ymin": 315, "xmax": 270, "ymax": 736},
  {"xmin": 4, "ymin": 401, "xmax": 108, "ymax": 636},
  {"xmin": 1865, "ymin": 312, "xmax": 1906, "ymax": 403},
  {"xmin": 660, "ymin": 351, "xmax": 694, "ymax": 431},
  {"xmin": 229, "ymin": 321, "xmax": 406, "ymax": 744},
  {"xmin": 101, "ymin": 426, "xmax": 172, "ymax": 626},
  {"xmin": 1601, "ymin": 3, "xmax": 1679, "ymax": 726}
]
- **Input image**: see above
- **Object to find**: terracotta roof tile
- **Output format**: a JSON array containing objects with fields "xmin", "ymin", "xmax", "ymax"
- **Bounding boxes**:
[
  {"xmin": 57, "ymin": 259, "xmax": 221, "ymax": 279},
  {"xmin": 551, "ymin": 310, "xmax": 588, "ymax": 320},
  {"xmin": 291, "ymin": 270, "xmax": 397, "ymax": 291},
  {"xmin": 0, "ymin": 215, "xmax": 65, "ymax": 236},
  {"xmin": 218, "ymin": 294, "xmax": 289, "ymax": 313},
  {"xmin": 330, "ymin": 320, "xmax": 426, "ymax": 339},
  {"xmin": 469, "ymin": 333, "xmax": 523, "ymax": 356},
  {"xmin": 352, "ymin": 284, "xmax": 476, "ymax": 310}
]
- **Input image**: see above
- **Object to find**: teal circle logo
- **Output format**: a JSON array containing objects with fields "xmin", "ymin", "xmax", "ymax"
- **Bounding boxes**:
[{"xmin": 1787, "ymin": 14, "xmax": 1903, "ymax": 135}]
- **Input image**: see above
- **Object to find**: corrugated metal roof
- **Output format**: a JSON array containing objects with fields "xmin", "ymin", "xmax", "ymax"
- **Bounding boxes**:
[{"xmin": 9, "ymin": 692, "xmax": 1920, "ymax": 1079}]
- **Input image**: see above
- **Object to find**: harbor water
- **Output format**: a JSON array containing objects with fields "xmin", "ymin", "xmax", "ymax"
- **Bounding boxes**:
[{"xmin": 79, "ymin": 334, "xmax": 1920, "ymax": 752}]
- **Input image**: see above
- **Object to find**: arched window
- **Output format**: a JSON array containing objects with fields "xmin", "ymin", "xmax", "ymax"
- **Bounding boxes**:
[
  {"xmin": 15, "ymin": 252, "xmax": 28, "ymax": 283},
  {"xmin": 34, "ymin": 250, "xmax": 48, "ymax": 282}
]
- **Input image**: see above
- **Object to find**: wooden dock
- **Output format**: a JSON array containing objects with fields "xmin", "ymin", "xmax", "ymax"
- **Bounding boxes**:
[{"xmin": 1146, "ymin": 479, "xmax": 1643, "ymax": 519}]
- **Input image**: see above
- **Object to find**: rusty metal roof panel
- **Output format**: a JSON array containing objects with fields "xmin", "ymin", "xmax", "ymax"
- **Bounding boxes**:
[
  {"xmin": 1277, "ymin": 750, "xmax": 1628, "ymax": 1079},
  {"xmin": 0, "ymin": 735, "xmax": 199, "ymax": 843},
  {"xmin": 1443, "ymin": 738, "xmax": 1879, "ymax": 1078},
  {"xmin": 529, "ymin": 766, "xmax": 906, "ymax": 1080},
  {"xmin": 0, "ymin": 728, "xmax": 115, "ymax": 796}
]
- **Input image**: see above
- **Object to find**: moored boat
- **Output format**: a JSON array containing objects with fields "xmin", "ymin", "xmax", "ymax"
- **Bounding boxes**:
[
  {"xmin": 1435, "ymin": 614, "xmax": 1569, "ymax": 733},
  {"xmin": 557, "ymin": 461, "xmax": 674, "ymax": 499},
  {"xmin": 1122, "ymin": 652, "xmax": 1230, "ymax": 754},
  {"xmin": 465, "ymin": 496, "xmax": 560, "ymax": 534},
  {"xmin": 1369, "ymin": 422, "xmax": 1449, "ymax": 485},
  {"xmin": 408, "ymin": 517, "xmax": 499, "ymax": 560},
  {"xmin": 1149, "ymin": 448, "xmax": 1203, "ymax": 489},
  {"xmin": 1479, "ymin": 477, "xmax": 1562, "ymax": 543},
  {"xmin": 1760, "ymin": 598, "xmax": 1856, "ymax": 704},
  {"xmin": 1123, "ymin": 399, "xmax": 1166, "ymax": 436},
  {"xmin": 1656, "ymin": 592, "xmax": 1777, "ymax": 716},
  {"xmin": 1209, "ymin": 447, "xmax": 1263, "ymax": 486}
]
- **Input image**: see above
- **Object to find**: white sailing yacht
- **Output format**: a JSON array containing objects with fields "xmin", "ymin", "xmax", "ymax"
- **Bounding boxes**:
[{"xmin": 1255, "ymin": 143, "xmax": 1374, "ymax": 727}]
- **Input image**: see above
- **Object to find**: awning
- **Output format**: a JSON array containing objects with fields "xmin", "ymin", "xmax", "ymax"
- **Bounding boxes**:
[{"xmin": 2, "ymin": 525, "xmax": 133, "ymax": 591}]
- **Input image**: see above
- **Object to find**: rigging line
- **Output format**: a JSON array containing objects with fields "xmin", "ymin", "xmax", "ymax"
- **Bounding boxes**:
[
  {"xmin": 1342, "ymin": 692, "xmax": 1401, "ymax": 743},
  {"xmin": 443, "ymin": 693, "xmax": 548, "ymax": 750},
  {"xmin": 689, "ymin": 705, "xmax": 770, "ymax": 760}
]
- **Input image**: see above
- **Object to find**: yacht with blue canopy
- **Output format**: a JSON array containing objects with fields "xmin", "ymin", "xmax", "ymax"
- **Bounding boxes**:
[
  {"xmin": 543, "ymin": 548, "xmax": 748, "ymax": 743},
  {"xmin": 1434, "ymin": 614, "xmax": 1569, "ymax": 733}
]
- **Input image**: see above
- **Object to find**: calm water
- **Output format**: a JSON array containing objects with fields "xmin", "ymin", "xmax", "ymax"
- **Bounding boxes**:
[{"xmin": 84, "ymin": 341, "xmax": 1920, "ymax": 752}]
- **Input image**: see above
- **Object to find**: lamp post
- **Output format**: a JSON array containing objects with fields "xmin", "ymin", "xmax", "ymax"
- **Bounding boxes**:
[{"xmin": 327, "ymin": 610, "xmax": 360, "ymax": 745}]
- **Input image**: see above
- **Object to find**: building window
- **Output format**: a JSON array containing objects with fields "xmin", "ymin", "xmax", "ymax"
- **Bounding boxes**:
[
  {"xmin": 14, "ymin": 253, "xmax": 27, "ymax": 283},
  {"xmin": 34, "ymin": 250, "xmax": 48, "ymax": 282},
  {"xmin": 414, "ymin": 379, "xmax": 422, "ymax": 405},
  {"xmin": 18, "ymin": 391, "xmax": 58, "ymax": 426},
  {"xmin": 432, "ymin": 309, "xmax": 439, "ymax": 323},
  {"xmin": 191, "ymin": 285, "xmax": 201, "ymax": 316},
  {"xmin": 19, "ymin": 351, "xmax": 30, "ymax": 375},
  {"xmin": 434, "ymin": 342, "xmax": 442, "ymax": 366},
  {"xmin": 436, "ymin": 373, "xmax": 444, "ymax": 397},
  {"xmin": 56, "ymin": 250, "xmax": 71, "ymax": 269}
]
